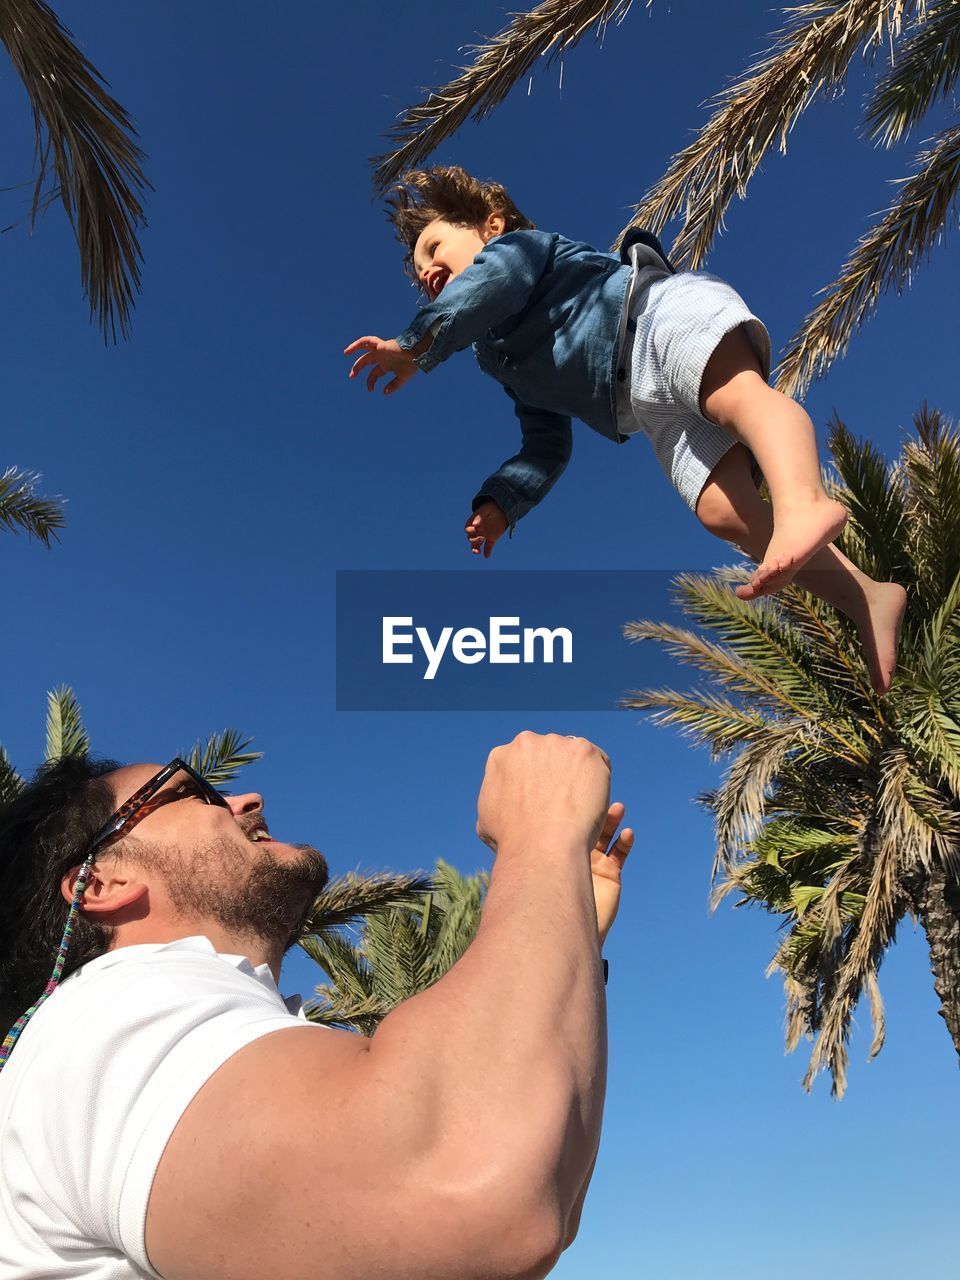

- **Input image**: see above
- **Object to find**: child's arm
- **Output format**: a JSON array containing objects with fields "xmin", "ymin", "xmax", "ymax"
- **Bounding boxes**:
[
  {"xmin": 466, "ymin": 388, "xmax": 573, "ymax": 553},
  {"xmin": 395, "ymin": 230, "xmax": 557, "ymax": 373},
  {"xmin": 344, "ymin": 330, "xmax": 433, "ymax": 396}
]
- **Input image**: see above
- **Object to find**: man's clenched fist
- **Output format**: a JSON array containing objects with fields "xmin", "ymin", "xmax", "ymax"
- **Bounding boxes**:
[{"xmin": 477, "ymin": 731, "xmax": 611, "ymax": 857}]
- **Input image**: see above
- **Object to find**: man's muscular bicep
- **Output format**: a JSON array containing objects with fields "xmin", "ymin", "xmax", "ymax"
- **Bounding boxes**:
[
  {"xmin": 145, "ymin": 1025, "xmax": 469, "ymax": 1280},
  {"xmin": 145, "ymin": 1027, "xmax": 359, "ymax": 1279}
]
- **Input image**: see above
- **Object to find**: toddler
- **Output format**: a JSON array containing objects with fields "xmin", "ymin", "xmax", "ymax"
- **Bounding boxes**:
[{"xmin": 345, "ymin": 167, "xmax": 905, "ymax": 693}]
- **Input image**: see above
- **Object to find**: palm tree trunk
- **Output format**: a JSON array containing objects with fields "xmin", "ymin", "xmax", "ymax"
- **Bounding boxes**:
[{"xmin": 916, "ymin": 864, "xmax": 960, "ymax": 1061}]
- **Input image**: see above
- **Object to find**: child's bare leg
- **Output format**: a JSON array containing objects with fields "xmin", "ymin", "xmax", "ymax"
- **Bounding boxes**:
[
  {"xmin": 699, "ymin": 326, "xmax": 848, "ymax": 598},
  {"xmin": 696, "ymin": 445, "xmax": 907, "ymax": 693}
]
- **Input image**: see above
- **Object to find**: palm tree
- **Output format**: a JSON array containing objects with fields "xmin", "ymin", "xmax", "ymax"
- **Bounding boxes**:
[
  {"xmin": 0, "ymin": 0, "xmax": 149, "ymax": 340},
  {"xmin": 0, "ymin": 466, "xmax": 64, "ymax": 546},
  {"xmin": 373, "ymin": 0, "xmax": 957, "ymax": 399},
  {"xmin": 300, "ymin": 860, "xmax": 488, "ymax": 1034},
  {"xmin": 622, "ymin": 405, "xmax": 960, "ymax": 1096},
  {"xmin": 0, "ymin": 687, "xmax": 431, "ymax": 984}
]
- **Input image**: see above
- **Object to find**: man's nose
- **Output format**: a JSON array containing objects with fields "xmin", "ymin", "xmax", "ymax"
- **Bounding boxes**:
[{"xmin": 227, "ymin": 792, "xmax": 264, "ymax": 817}]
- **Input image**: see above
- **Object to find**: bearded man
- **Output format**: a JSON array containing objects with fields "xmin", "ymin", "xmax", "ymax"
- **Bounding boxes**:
[{"xmin": 0, "ymin": 733, "xmax": 631, "ymax": 1280}]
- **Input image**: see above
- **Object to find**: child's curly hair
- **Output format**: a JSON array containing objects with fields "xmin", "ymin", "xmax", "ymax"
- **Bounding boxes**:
[{"xmin": 385, "ymin": 166, "xmax": 535, "ymax": 288}]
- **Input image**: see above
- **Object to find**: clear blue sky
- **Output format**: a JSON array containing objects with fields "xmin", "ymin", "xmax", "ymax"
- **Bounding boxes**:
[{"xmin": 2, "ymin": 3, "xmax": 958, "ymax": 1275}]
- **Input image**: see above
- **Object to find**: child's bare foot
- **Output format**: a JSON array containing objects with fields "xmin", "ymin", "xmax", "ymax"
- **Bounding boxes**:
[
  {"xmin": 736, "ymin": 497, "xmax": 849, "ymax": 600},
  {"xmin": 852, "ymin": 581, "xmax": 908, "ymax": 695}
]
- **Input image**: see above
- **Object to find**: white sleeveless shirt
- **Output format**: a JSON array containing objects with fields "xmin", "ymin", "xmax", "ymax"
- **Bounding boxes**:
[{"xmin": 0, "ymin": 936, "xmax": 317, "ymax": 1279}]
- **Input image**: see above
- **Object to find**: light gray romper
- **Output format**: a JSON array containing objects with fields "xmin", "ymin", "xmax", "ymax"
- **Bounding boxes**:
[{"xmin": 615, "ymin": 244, "xmax": 772, "ymax": 511}]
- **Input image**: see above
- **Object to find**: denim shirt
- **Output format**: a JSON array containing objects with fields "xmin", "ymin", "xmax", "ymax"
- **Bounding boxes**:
[{"xmin": 395, "ymin": 227, "xmax": 674, "ymax": 531}]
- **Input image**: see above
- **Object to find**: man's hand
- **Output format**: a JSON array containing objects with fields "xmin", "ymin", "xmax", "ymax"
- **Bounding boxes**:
[
  {"xmin": 465, "ymin": 500, "xmax": 509, "ymax": 558},
  {"xmin": 591, "ymin": 802, "xmax": 633, "ymax": 948},
  {"xmin": 477, "ymin": 732, "xmax": 611, "ymax": 858},
  {"xmin": 344, "ymin": 335, "xmax": 419, "ymax": 396}
]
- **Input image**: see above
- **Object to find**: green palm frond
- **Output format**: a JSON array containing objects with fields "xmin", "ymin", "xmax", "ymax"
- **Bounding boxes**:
[
  {"xmin": 624, "ymin": 618, "xmax": 803, "ymax": 714},
  {"xmin": 897, "ymin": 679, "xmax": 960, "ymax": 795},
  {"xmin": 895, "ymin": 589, "xmax": 960, "ymax": 787},
  {"xmin": 183, "ymin": 730, "xmax": 262, "ymax": 786},
  {"xmin": 0, "ymin": 0, "xmax": 150, "ymax": 341},
  {"xmin": 302, "ymin": 926, "xmax": 386, "ymax": 1035},
  {"xmin": 301, "ymin": 929, "xmax": 373, "ymax": 1006},
  {"xmin": 616, "ymin": 0, "xmax": 925, "ymax": 262},
  {"xmin": 624, "ymin": 614, "xmax": 872, "ymax": 764},
  {"xmin": 365, "ymin": 908, "xmax": 432, "ymax": 1006},
  {"xmin": 0, "ymin": 746, "xmax": 25, "ymax": 805},
  {"xmin": 620, "ymin": 687, "xmax": 771, "ymax": 758},
  {"xmin": 44, "ymin": 685, "xmax": 89, "ymax": 761},
  {"xmin": 877, "ymin": 746, "xmax": 960, "ymax": 873},
  {"xmin": 299, "ymin": 869, "xmax": 435, "ymax": 938},
  {"xmin": 304, "ymin": 991, "xmax": 389, "ymax": 1036},
  {"xmin": 902, "ymin": 406, "xmax": 960, "ymax": 604},
  {"xmin": 0, "ymin": 467, "xmax": 65, "ymax": 546},
  {"xmin": 671, "ymin": 573, "xmax": 846, "ymax": 713},
  {"xmin": 302, "ymin": 860, "xmax": 488, "ymax": 1035},
  {"xmin": 426, "ymin": 859, "xmax": 486, "ymax": 976},
  {"xmin": 775, "ymin": 589, "xmax": 880, "ymax": 709},
  {"xmin": 863, "ymin": 0, "xmax": 960, "ymax": 146},
  {"xmin": 776, "ymin": 122, "xmax": 960, "ymax": 398},
  {"xmin": 827, "ymin": 418, "xmax": 911, "ymax": 587},
  {"xmin": 371, "ymin": 0, "xmax": 640, "ymax": 191}
]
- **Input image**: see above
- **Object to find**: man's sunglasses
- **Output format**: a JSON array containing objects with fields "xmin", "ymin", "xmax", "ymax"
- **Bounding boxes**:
[{"xmin": 0, "ymin": 758, "xmax": 229, "ymax": 1071}]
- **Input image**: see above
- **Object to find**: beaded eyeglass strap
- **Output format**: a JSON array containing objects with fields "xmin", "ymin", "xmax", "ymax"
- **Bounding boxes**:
[
  {"xmin": 0, "ymin": 759, "xmax": 229, "ymax": 1074},
  {"xmin": 0, "ymin": 856, "xmax": 94, "ymax": 1067}
]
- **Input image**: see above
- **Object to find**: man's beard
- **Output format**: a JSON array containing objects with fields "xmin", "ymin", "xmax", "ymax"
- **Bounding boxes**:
[{"xmin": 159, "ymin": 837, "xmax": 330, "ymax": 954}]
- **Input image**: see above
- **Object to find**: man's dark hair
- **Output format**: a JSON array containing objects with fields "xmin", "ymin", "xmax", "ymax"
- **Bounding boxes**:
[
  {"xmin": 385, "ymin": 165, "xmax": 535, "ymax": 288},
  {"xmin": 0, "ymin": 754, "xmax": 121, "ymax": 1033}
]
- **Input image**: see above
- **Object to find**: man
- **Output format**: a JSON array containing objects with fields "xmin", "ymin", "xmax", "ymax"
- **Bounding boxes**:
[{"xmin": 0, "ymin": 732, "xmax": 630, "ymax": 1280}]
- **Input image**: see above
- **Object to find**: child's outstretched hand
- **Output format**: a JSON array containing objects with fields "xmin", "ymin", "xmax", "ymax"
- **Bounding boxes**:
[
  {"xmin": 465, "ymin": 500, "xmax": 509, "ymax": 558},
  {"xmin": 591, "ymin": 801, "xmax": 633, "ymax": 948},
  {"xmin": 344, "ymin": 335, "xmax": 419, "ymax": 396}
]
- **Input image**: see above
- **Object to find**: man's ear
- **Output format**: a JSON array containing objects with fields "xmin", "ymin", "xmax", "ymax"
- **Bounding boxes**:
[{"xmin": 61, "ymin": 859, "xmax": 147, "ymax": 914}]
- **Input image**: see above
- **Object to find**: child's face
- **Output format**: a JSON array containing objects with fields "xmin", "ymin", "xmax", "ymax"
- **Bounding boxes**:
[{"xmin": 413, "ymin": 214, "xmax": 505, "ymax": 301}]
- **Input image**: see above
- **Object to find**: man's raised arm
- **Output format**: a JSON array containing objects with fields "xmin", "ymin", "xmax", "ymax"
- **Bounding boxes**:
[{"xmin": 145, "ymin": 732, "xmax": 610, "ymax": 1280}]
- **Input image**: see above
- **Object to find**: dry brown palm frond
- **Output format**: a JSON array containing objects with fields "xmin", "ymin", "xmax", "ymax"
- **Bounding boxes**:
[
  {"xmin": 864, "ymin": 967, "xmax": 887, "ymax": 1059},
  {"xmin": 783, "ymin": 967, "xmax": 818, "ymax": 1054},
  {"xmin": 802, "ymin": 823, "xmax": 901, "ymax": 1094},
  {"xmin": 615, "ymin": 0, "xmax": 926, "ymax": 265},
  {"xmin": 813, "ymin": 856, "xmax": 864, "ymax": 951},
  {"xmin": 371, "ymin": 0, "xmax": 641, "ymax": 192},
  {"xmin": 776, "ymin": 123, "xmax": 960, "ymax": 397},
  {"xmin": 0, "ymin": 0, "xmax": 150, "ymax": 341}
]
